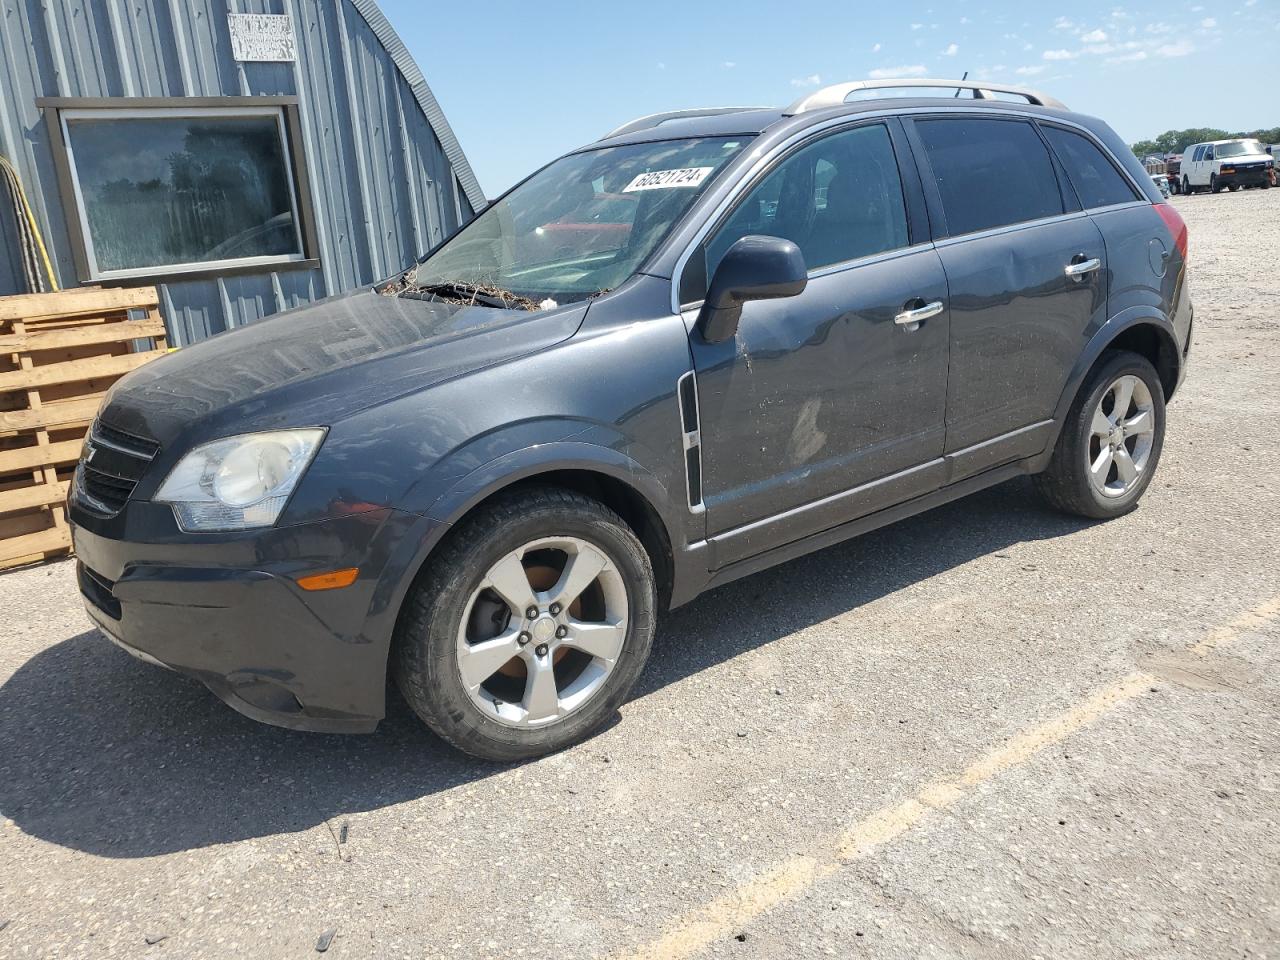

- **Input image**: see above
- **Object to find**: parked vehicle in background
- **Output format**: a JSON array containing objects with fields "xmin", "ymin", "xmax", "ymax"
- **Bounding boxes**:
[
  {"xmin": 1152, "ymin": 174, "xmax": 1171, "ymax": 198},
  {"xmin": 68, "ymin": 79, "xmax": 1194, "ymax": 761},
  {"xmin": 1180, "ymin": 139, "xmax": 1273, "ymax": 193},
  {"xmin": 1166, "ymin": 155, "xmax": 1182, "ymax": 193}
]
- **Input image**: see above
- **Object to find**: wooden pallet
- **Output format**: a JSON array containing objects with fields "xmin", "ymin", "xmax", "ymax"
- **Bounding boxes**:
[{"xmin": 0, "ymin": 287, "xmax": 167, "ymax": 570}]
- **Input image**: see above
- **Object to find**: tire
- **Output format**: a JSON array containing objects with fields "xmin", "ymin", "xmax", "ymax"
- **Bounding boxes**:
[
  {"xmin": 394, "ymin": 485, "xmax": 657, "ymax": 762},
  {"xmin": 1033, "ymin": 351, "xmax": 1166, "ymax": 520},
  {"xmin": 1181, "ymin": 176, "xmax": 1190, "ymax": 195},
  {"xmin": 1211, "ymin": 173, "xmax": 1223, "ymax": 193},
  {"xmin": 1229, "ymin": 184, "xmax": 1240, "ymax": 192}
]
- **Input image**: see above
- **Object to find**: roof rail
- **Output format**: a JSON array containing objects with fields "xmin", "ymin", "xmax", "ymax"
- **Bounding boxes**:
[
  {"xmin": 784, "ymin": 78, "xmax": 1066, "ymax": 115},
  {"xmin": 602, "ymin": 106, "xmax": 769, "ymax": 140}
]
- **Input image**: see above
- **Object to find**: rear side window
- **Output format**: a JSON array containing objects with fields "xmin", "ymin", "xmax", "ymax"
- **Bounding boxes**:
[
  {"xmin": 1041, "ymin": 126, "xmax": 1140, "ymax": 209},
  {"xmin": 914, "ymin": 118, "xmax": 1064, "ymax": 236},
  {"xmin": 1192, "ymin": 145, "xmax": 1205, "ymax": 161}
]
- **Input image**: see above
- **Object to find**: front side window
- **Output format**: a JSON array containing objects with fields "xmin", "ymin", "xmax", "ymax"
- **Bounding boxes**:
[
  {"xmin": 915, "ymin": 118, "xmax": 1064, "ymax": 236},
  {"xmin": 60, "ymin": 107, "xmax": 307, "ymax": 279},
  {"xmin": 409, "ymin": 137, "xmax": 747, "ymax": 305},
  {"xmin": 704, "ymin": 123, "xmax": 909, "ymax": 278},
  {"xmin": 1041, "ymin": 126, "xmax": 1139, "ymax": 209}
]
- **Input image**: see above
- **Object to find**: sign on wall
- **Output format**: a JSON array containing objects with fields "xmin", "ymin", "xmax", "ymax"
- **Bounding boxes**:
[{"xmin": 227, "ymin": 14, "xmax": 297, "ymax": 63}]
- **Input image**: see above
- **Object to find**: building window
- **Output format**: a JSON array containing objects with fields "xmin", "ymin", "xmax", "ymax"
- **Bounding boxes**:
[{"xmin": 43, "ymin": 99, "xmax": 315, "ymax": 282}]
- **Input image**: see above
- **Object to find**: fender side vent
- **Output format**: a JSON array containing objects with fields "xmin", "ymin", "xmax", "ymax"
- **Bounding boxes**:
[
  {"xmin": 685, "ymin": 447, "xmax": 703, "ymax": 507},
  {"xmin": 678, "ymin": 371, "xmax": 699, "ymax": 433},
  {"xmin": 677, "ymin": 372, "xmax": 703, "ymax": 509}
]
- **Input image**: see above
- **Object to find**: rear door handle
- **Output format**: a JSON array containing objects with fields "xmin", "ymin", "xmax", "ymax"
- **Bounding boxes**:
[
  {"xmin": 894, "ymin": 300, "xmax": 943, "ymax": 331},
  {"xmin": 1064, "ymin": 256, "xmax": 1101, "ymax": 278}
]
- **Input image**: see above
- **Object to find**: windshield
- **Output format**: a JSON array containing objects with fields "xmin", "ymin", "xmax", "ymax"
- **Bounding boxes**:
[
  {"xmin": 405, "ymin": 136, "xmax": 748, "ymax": 305},
  {"xmin": 1217, "ymin": 140, "xmax": 1265, "ymax": 158}
]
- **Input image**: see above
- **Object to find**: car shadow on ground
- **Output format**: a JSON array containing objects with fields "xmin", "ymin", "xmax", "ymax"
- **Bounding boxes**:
[{"xmin": 0, "ymin": 477, "xmax": 1092, "ymax": 858}]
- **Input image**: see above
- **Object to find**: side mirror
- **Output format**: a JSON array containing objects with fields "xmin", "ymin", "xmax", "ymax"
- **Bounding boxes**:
[{"xmin": 697, "ymin": 235, "xmax": 808, "ymax": 344}]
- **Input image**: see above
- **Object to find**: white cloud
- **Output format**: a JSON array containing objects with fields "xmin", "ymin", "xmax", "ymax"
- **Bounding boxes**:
[
  {"xmin": 910, "ymin": 22, "xmax": 923, "ymax": 30},
  {"xmin": 960, "ymin": 16, "xmax": 969, "ymax": 24},
  {"xmin": 656, "ymin": 62, "xmax": 666, "ymax": 70},
  {"xmin": 872, "ymin": 42, "xmax": 882, "ymax": 52},
  {"xmin": 1200, "ymin": 17, "xmax": 1217, "ymax": 27},
  {"xmin": 1015, "ymin": 65, "xmax": 1047, "ymax": 75},
  {"xmin": 1054, "ymin": 16, "xmax": 1074, "ymax": 30},
  {"xmin": 1156, "ymin": 39, "xmax": 1195, "ymax": 57},
  {"xmin": 723, "ymin": 61, "xmax": 736, "ymax": 68},
  {"xmin": 1108, "ymin": 50, "xmax": 1148, "ymax": 62},
  {"xmin": 1245, "ymin": 0, "xmax": 1257, "ymax": 6},
  {"xmin": 1081, "ymin": 28, "xmax": 1108, "ymax": 42},
  {"xmin": 1043, "ymin": 48, "xmax": 1077, "ymax": 60},
  {"xmin": 942, "ymin": 42, "xmax": 959, "ymax": 56},
  {"xmin": 789, "ymin": 73, "xmax": 822, "ymax": 88},
  {"xmin": 868, "ymin": 64, "xmax": 928, "ymax": 79}
]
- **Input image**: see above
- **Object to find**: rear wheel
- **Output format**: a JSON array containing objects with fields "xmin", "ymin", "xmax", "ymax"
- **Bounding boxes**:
[
  {"xmin": 1181, "ymin": 176, "xmax": 1191, "ymax": 195},
  {"xmin": 1033, "ymin": 351, "xmax": 1166, "ymax": 520},
  {"xmin": 394, "ymin": 486, "xmax": 657, "ymax": 761}
]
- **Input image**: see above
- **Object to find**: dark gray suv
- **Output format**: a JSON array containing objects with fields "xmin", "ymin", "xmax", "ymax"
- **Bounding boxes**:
[{"xmin": 69, "ymin": 80, "xmax": 1192, "ymax": 760}]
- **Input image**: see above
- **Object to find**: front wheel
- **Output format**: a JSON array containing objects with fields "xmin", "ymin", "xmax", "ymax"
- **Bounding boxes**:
[
  {"xmin": 394, "ymin": 486, "xmax": 657, "ymax": 761},
  {"xmin": 1033, "ymin": 351, "xmax": 1166, "ymax": 520}
]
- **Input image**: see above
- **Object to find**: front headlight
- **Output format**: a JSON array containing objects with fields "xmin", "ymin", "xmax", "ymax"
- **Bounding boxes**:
[{"xmin": 155, "ymin": 428, "xmax": 326, "ymax": 532}]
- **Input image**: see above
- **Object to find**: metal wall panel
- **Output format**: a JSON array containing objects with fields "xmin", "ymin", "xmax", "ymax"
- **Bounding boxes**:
[{"xmin": 0, "ymin": 0, "xmax": 481, "ymax": 344}]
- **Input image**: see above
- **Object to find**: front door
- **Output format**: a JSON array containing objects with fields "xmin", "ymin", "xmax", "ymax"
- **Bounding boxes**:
[{"xmin": 683, "ymin": 121, "xmax": 951, "ymax": 567}]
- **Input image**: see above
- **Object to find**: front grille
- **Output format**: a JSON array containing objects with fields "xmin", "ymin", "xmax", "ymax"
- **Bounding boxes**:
[
  {"xmin": 76, "ymin": 421, "xmax": 159, "ymax": 517},
  {"xmin": 94, "ymin": 421, "xmax": 160, "ymax": 460}
]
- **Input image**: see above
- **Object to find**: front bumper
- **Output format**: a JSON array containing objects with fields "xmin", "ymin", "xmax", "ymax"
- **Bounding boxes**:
[
  {"xmin": 70, "ymin": 503, "xmax": 440, "ymax": 734},
  {"xmin": 1217, "ymin": 166, "xmax": 1271, "ymax": 187}
]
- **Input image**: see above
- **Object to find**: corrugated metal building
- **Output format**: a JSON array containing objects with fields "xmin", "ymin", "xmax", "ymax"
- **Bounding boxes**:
[{"xmin": 0, "ymin": 0, "xmax": 483, "ymax": 344}]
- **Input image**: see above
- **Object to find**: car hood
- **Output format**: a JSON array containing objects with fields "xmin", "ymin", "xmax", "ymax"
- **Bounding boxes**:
[
  {"xmin": 98, "ymin": 287, "xmax": 588, "ymax": 448},
  {"xmin": 1218, "ymin": 152, "xmax": 1270, "ymax": 164}
]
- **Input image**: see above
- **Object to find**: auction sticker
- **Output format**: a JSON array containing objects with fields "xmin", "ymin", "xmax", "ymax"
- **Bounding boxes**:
[{"xmin": 622, "ymin": 167, "xmax": 714, "ymax": 192}]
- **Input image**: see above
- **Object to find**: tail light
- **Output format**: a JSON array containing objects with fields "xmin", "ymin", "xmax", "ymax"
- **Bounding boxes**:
[{"xmin": 1154, "ymin": 202, "xmax": 1188, "ymax": 262}]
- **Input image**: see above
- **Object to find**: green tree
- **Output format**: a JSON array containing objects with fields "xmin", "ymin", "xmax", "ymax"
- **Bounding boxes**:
[{"xmin": 1128, "ymin": 125, "xmax": 1280, "ymax": 157}]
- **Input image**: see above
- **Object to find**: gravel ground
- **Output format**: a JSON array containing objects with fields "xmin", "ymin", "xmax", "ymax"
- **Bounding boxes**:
[{"xmin": 1, "ymin": 188, "xmax": 1278, "ymax": 960}]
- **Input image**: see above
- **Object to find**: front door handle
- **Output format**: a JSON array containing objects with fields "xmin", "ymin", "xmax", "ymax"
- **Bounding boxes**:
[
  {"xmin": 894, "ymin": 299, "xmax": 943, "ymax": 331},
  {"xmin": 1064, "ymin": 256, "xmax": 1101, "ymax": 279}
]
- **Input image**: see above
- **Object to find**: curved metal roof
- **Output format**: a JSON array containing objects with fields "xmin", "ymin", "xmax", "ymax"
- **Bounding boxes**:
[{"xmin": 349, "ymin": 0, "xmax": 485, "ymax": 210}]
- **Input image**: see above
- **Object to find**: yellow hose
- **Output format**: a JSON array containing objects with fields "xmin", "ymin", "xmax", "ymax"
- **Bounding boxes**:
[{"xmin": 1, "ymin": 155, "xmax": 59, "ymax": 292}]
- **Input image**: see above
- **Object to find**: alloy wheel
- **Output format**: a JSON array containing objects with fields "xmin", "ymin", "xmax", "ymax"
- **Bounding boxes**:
[
  {"xmin": 456, "ymin": 536, "xmax": 629, "ymax": 728},
  {"xmin": 1087, "ymin": 374, "xmax": 1156, "ymax": 499}
]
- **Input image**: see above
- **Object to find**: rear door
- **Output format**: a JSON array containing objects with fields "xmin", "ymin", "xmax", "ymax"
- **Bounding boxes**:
[
  {"xmin": 1189, "ymin": 144, "xmax": 1208, "ymax": 185},
  {"xmin": 905, "ymin": 115, "xmax": 1109, "ymax": 479}
]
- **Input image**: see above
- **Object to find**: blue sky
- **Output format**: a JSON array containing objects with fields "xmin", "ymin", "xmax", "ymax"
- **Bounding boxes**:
[{"xmin": 381, "ymin": 0, "xmax": 1278, "ymax": 196}]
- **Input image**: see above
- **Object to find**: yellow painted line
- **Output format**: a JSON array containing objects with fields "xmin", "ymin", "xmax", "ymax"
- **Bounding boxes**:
[{"xmin": 613, "ymin": 596, "xmax": 1280, "ymax": 960}]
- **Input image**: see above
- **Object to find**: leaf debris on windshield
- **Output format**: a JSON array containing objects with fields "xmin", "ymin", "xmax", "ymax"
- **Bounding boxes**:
[{"xmin": 379, "ymin": 272, "xmax": 543, "ymax": 311}]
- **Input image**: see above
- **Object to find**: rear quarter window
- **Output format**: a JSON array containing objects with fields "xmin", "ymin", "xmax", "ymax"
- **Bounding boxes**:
[
  {"xmin": 1041, "ymin": 126, "xmax": 1140, "ymax": 209},
  {"xmin": 914, "ymin": 118, "xmax": 1064, "ymax": 236}
]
